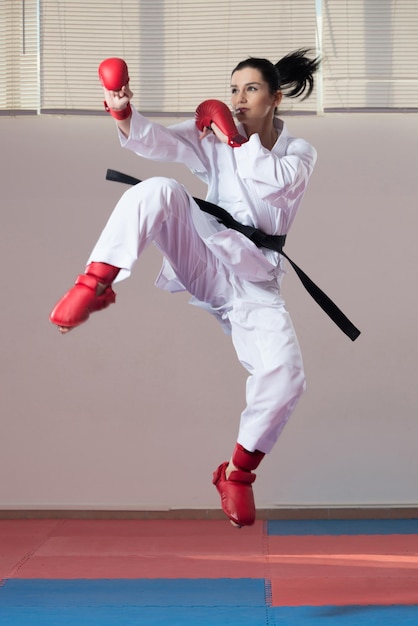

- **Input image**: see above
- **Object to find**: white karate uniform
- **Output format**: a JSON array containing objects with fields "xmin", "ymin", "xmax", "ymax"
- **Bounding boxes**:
[{"xmin": 88, "ymin": 106, "xmax": 317, "ymax": 453}]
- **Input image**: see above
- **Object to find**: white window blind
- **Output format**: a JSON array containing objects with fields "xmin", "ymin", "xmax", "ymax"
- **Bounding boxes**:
[
  {"xmin": 322, "ymin": 0, "xmax": 418, "ymax": 110},
  {"xmin": 39, "ymin": 0, "xmax": 317, "ymax": 114},
  {"xmin": 40, "ymin": 1, "xmax": 141, "ymax": 112},
  {"xmin": 2, "ymin": 1, "xmax": 417, "ymax": 114},
  {"xmin": 0, "ymin": 0, "xmax": 39, "ymax": 111},
  {"xmin": 137, "ymin": 0, "xmax": 317, "ymax": 113}
]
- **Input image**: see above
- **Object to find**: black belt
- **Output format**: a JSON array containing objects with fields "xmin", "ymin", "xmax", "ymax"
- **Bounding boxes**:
[{"xmin": 106, "ymin": 169, "xmax": 361, "ymax": 341}]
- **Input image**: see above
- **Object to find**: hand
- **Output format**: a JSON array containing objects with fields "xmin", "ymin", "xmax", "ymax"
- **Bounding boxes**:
[
  {"xmin": 195, "ymin": 99, "xmax": 247, "ymax": 147},
  {"xmin": 199, "ymin": 122, "xmax": 229, "ymax": 144},
  {"xmin": 103, "ymin": 84, "xmax": 133, "ymax": 113}
]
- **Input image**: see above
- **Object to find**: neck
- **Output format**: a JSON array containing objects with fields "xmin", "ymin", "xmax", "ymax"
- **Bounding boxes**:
[{"xmin": 243, "ymin": 117, "xmax": 279, "ymax": 151}]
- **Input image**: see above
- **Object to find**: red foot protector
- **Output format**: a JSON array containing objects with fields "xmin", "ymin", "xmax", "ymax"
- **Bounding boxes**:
[
  {"xmin": 213, "ymin": 461, "xmax": 257, "ymax": 527},
  {"xmin": 49, "ymin": 274, "xmax": 116, "ymax": 329},
  {"xmin": 233, "ymin": 443, "xmax": 264, "ymax": 471},
  {"xmin": 195, "ymin": 99, "xmax": 248, "ymax": 147}
]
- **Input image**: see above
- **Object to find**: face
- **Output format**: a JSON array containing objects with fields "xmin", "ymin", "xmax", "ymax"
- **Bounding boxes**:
[{"xmin": 230, "ymin": 67, "xmax": 282, "ymax": 124}]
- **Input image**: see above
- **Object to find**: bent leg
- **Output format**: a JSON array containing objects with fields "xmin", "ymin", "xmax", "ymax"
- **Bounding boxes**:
[
  {"xmin": 50, "ymin": 177, "xmax": 229, "ymax": 330},
  {"xmin": 87, "ymin": 177, "xmax": 220, "ymax": 297}
]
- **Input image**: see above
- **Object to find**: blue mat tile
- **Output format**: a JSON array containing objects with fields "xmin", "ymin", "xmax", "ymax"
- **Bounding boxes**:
[
  {"xmin": 269, "ymin": 604, "xmax": 418, "ymax": 625},
  {"xmin": 267, "ymin": 519, "xmax": 418, "ymax": 536},
  {"xmin": 2, "ymin": 604, "xmax": 418, "ymax": 626},
  {"xmin": 0, "ymin": 578, "xmax": 266, "ymax": 608},
  {"xmin": 0, "ymin": 606, "xmax": 270, "ymax": 626}
]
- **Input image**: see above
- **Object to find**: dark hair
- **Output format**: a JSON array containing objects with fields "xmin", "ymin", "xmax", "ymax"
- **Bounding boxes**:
[{"xmin": 232, "ymin": 49, "xmax": 320, "ymax": 101}]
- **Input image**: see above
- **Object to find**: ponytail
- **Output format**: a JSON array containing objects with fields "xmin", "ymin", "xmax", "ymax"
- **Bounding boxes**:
[
  {"xmin": 232, "ymin": 49, "xmax": 320, "ymax": 102},
  {"xmin": 276, "ymin": 49, "xmax": 320, "ymax": 100}
]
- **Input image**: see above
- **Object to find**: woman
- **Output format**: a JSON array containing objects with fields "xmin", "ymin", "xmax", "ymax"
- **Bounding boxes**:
[{"xmin": 50, "ymin": 50, "xmax": 320, "ymax": 527}]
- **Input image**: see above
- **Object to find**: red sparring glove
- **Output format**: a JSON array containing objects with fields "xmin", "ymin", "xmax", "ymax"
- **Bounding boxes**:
[
  {"xmin": 98, "ymin": 57, "xmax": 131, "ymax": 120},
  {"xmin": 195, "ymin": 99, "xmax": 247, "ymax": 147},
  {"xmin": 99, "ymin": 57, "xmax": 129, "ymax": 91}
]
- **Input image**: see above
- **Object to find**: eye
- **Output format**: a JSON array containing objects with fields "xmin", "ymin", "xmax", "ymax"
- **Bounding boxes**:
[
  {"xmin": 231, "ymin": 87, "xmax": 238, "ymax": 95},
  {"xmin": 247, "ymin": 85, "xmax": 257, "ymax": 92}
]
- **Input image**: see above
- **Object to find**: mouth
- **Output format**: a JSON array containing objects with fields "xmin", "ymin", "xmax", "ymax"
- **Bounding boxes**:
[{"xmin": 235, "ymin": 108, "xmax": 248, "ymax": 115}]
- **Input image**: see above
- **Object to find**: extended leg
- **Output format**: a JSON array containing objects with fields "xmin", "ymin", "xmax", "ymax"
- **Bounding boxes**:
[
  {"xmin": 230, "ymin": 301, "xmax": 306, "ymax": 454},
  {"xmin": 213, "ymin": 300, "xmax": 306, "ymax": 527}
]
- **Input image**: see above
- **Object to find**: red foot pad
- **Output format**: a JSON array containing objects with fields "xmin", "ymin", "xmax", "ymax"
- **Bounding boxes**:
[
  {"xmin": 213, "ymin": 461, "xmax": 256, "ymax": 527},
  {"xmin": 49, "ymin": 274, "xmax": 116, "ymax": 329}
]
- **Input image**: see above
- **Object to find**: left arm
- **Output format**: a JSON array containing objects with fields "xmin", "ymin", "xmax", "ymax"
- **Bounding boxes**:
[
  {"xmin": 206, "ymin": 113, "xmax": 316, "ymax": 204},
  {"xmin": 234, "ymin": 133, "xmax": 317, "ymax": 204}
]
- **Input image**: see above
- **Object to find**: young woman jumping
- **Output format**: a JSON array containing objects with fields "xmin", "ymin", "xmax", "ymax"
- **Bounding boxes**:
[{"xmin": 50, "ymin": 50, "xmax": 320, "ymax": 527}]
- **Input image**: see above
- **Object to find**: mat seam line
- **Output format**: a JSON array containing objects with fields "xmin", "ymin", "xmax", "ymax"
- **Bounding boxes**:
[{"xmin": 5, "ymin": 519, "xmax": 67, "ymax": 579}]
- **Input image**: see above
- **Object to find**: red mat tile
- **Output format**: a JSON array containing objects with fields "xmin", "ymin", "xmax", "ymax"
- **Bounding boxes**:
[
  {"xmin": 46, "ymin": 519, "xmax": 264, "ymax": 540},
  {"xmin": 33, "ymin": 534, "xmax": 262, "ymax": 557},
  {"xmin": 267, "ymin": 534, "xmax": 418, "ymax": 558},
  {"xmin": 8, "ymin": 519, "xmax": 267, "ymax": 579},
  {"xmin": 38, "ymin": 519, "xmax": 264, "ymax": 555},
  {"xmin": 0, "ymin": 520, "xmax": 62, "ymax": 578},
  {"xmin": 14, "ymin": 553, "xmax": 267, "ymax": 579},
  {"xmin": 267, "ymin": 535, "xmax": 418, "ymax": 574},
  {"xmin": 270, "ymin": 574, "xmax": 418, "ymax": 607},
  {"xmin": 268, "ymin": 534, "xmax": 418, "ymax": 607},
  {"xmin": 0, "ymin": 557, "xmax": 23, "ymax": 579},
  {"xmin": 0, "ymin": 520, "xmax": 60, "ymax": 551},
  {"xmin": 0, "ymin": 520, "xmax": 60, "ymax": 535}
]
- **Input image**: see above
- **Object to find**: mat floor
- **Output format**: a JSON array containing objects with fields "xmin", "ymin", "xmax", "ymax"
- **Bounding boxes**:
[{"xmin": 1, "ymin": 518, "xmax": 418, "ymax": 625}]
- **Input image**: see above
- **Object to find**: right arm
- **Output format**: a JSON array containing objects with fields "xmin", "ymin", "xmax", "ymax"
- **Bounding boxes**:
[
  {"xmin": 98, "ymin": 58, "xmax": 133, "ymax": 137},
  {"xmin": 103, "ymin": 86, "xmax": 210, "ymax": 177},
  {"xmin": 100, "ymin": 60, "xmax": 261, "ymax": 180},
  {"xmin": 102, "ymin": 83, "xmax": 133, "ymax": 139},
  {"xmin": 99, "ymin": 59, "xmax": 207, "ymax": 172}
]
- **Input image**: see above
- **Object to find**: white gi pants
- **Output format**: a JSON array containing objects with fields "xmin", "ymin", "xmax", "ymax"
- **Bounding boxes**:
[{"xmin": 88, "ymin": 177, "xmax": 305, "ymax": 454}]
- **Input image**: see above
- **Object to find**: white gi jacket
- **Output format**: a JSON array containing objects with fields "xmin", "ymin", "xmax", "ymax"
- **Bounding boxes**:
[{"xmin": 119, "ymin": 106, "xmax": 317, "ymax": 297}]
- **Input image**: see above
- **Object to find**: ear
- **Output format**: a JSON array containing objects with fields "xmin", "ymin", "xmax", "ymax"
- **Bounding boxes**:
[{"xmin": 274, "ymin": 90, "xmax": 283, "ymax": 107}]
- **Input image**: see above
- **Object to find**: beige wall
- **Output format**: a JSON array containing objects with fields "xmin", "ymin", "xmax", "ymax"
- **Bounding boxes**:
[{"xmin": 1, "ymin": 112, "xmax": 417, "ymax": 511}]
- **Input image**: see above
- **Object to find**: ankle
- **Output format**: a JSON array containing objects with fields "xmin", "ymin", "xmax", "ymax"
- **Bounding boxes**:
[
  {"xmin": 232, "ymin": 443, "xmax": 265, "ymax": 472},
  {"xmin": 85, "ymin": 262, "xmax": 120, "ymax": 285},
  {"xmin": 225, "ymin": 460, "xmax": 239, "ymax": 480},
  {"xmin": 95, "ymin": 281, "xmax": 108, "ymax": 296}
]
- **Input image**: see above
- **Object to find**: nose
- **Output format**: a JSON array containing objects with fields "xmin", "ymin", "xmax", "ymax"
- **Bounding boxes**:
[
  {"xmin": 237, "ymin": 90, "xmax": 247, "ymax": 104},
  {"xmin": 232, "ymin": 90, "xmax": 246, "ymax": 110}
]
